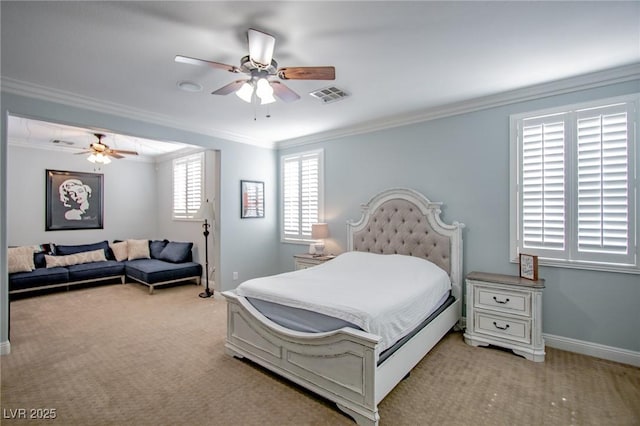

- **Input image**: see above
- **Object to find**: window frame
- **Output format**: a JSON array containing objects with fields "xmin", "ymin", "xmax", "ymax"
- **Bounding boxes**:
[
  {"xmin": 280, "ymin": 149, "xmax": 325, "ymax": 244},
  {"xmin": 509, "ymin": 94, "xmax": 639, "ymax": 274},
  {"xmin": 172, "ymin": 151, "xmax": 204, "ymax": 221}
]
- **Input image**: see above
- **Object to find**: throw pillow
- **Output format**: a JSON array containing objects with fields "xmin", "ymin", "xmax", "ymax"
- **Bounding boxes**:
[
  {"xmin": 158, "ymin": 241, "xmax": 193, "ymax": 263},
  {"xmin": 45, "ymin": 249, "xmax": 107, "ymax": 268},
  {"xmin": 127, "ymin": 239, "xmax": 150, "ymax": 261},
  {"xmin": 8, "ymin": 246, "xmax": 35, "ymax": 274},
  {"xmin": 55, "ymin": 241, "xmax": 111, "ymax": 259},
  {"xmin": 149, "ymin": 239, "xmax": 169, "ymax": 259},
  {"xmin": 110, "ymin": 241, "xmax": 129, "ymax": 262}
]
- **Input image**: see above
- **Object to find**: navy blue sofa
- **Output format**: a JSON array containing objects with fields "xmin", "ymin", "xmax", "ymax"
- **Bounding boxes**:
[{"xmin": 9, "ymin": 240, "xmax": 202, "ymax": 295}]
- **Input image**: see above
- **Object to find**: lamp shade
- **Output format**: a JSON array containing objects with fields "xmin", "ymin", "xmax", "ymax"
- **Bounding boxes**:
[
  {"xmin": 311, "ymin": 223, "xmax": 329, "ymax": 239},
  {"xmin": 195, "ymin": 199, "xmax": 215, "ymax": 223}
]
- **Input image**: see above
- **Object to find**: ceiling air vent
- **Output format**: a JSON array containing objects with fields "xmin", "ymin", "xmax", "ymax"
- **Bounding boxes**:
[{"xmin": 309, "ymin": 86, "xmax": 350, "ymax": 104}]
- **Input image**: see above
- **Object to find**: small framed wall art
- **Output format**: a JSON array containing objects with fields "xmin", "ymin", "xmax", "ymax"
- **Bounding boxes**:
[
  {"xmin": 519, "ymin": 253, "xmax": 539, "ymax": 281},
  {"xmin": 240, "ymin": 180, "xmax": 265, "ymax": 218},
  {"xmin": 46, "ymin": 169, "xmax": 104, "ymax": 231}
]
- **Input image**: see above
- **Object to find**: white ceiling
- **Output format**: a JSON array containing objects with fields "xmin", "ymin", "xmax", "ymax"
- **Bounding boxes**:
[{"xmin": 2, "ymin": 1, "xmax": 639, "ymax": 151}]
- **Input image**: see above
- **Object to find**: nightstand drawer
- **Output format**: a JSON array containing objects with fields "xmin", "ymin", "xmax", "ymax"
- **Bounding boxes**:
[
  {"xmin": 474, "ymin": 312, "xmax": 531, "ymax": 344},
  {"xmin": 474, "ymin": 286, "xmax": 530, "ymax": 316}
]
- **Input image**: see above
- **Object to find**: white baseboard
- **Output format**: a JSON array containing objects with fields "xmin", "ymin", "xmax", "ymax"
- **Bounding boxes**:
[
  {"xmin": 543, "ymin": 333, "xmax": 640, "ymax": 367},
  {"xmin": 0, "ymin": 340, "xmax": 11, "ymax": 355},
  {"xmin": 460, "ymin": 316, "xmax": 639, "ymax": 367}
]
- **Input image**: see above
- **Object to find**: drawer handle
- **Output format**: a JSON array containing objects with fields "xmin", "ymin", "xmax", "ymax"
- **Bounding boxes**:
[
  {"xmin": 493, "ymin": 296, "xmax": 510, "ymax": 304},
  {"xmin": 493, "ymin": 321, "xmax": 510, "ymax": 331}
]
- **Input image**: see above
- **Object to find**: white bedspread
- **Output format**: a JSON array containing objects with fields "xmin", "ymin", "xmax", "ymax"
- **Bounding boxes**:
[{"xmin": 235, "ymin": 251, "xmax": 451, "ymax": 351}]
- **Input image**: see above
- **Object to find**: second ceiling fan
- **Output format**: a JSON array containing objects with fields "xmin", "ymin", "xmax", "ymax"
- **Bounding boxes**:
[{"xmin": 175, "ymin": 28, "xmax": 335, "ymax": 104}]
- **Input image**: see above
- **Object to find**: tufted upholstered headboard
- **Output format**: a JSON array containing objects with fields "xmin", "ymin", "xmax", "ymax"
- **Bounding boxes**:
[{"xmin": 347, "ymin": 188, "xmax": 464, "ymax": 300}]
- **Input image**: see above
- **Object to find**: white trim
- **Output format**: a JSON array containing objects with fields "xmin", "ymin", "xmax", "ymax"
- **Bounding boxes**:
[
  {"xmin": 278, "ymin": 63, "xmax": 640, "ymax": 149},
  {"xmin": 3, "ymin": 64, "xmax": 638, "ymax": 152},
  {"xmin": 0, "ymin": 340, "xmax": 10, "ymax": 356},
  {"xmin": 544, "ymin": 333, "xmax": 640, "ymax": 368},
  {"xmin": 0, "ymin": 77, "xmax": 275, "ymax": 149},
  {"xmin": 460, "ymin": 317, "xmax": 639, "ymax": 367}
]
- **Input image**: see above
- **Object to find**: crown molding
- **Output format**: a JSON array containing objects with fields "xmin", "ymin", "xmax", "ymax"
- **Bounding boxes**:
[
  {"xmin": 0, "ymin": 77, "xmax": 276, "ymax": 149},
  {"xmin": 277, "ymin": 63, "xmax": 640, "ymax": 149}
]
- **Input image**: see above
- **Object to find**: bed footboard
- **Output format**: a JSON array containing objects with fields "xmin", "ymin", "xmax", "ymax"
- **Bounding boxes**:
[{"xmin": 223, "ymin": 290, "xmax": 382, "ymax": 425}]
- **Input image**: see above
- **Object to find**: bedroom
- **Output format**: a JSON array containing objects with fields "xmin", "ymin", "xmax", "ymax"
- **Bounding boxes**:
[{"xmin": 1, "ymin": 1, "xmax": 639, "ymax": 424}]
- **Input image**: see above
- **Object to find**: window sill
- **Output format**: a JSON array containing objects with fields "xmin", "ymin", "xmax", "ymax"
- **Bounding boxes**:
[
  {"xmin": 281, "ymin": 238, "xmax": 314, "ymax": 245},
  {"xmin": 510, "ymin": 257, "xmax": 640, "ymax": 275}
]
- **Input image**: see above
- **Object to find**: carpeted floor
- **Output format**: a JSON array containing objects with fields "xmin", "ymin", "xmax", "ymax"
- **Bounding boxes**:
[{"xmin": 2, "ymin": 283, "xmax": 639, "ymax": 425}]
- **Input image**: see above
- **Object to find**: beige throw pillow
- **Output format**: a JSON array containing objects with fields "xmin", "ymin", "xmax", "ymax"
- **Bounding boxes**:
[
  {"xmin": 110, "ymin": 241, "xmax": 129, "ymax": 262},
  {"xmin": 127, "ymin": 239, "xmax": 150, "ymax": 261},
  {"xmin": 8, "ymin": 246, "xmax": 35, "ymax": 273},
  {"xmin": 45, "ymin": 249, "xmax": 107, "ymax": 268}
]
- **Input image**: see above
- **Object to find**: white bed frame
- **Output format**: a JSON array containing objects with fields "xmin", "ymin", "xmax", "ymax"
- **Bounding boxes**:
[{"xmin": 222, "ymin": 188, "xmax": 464, "ymax": 425}]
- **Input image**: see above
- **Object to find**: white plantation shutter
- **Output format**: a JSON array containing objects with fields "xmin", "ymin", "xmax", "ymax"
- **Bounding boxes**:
[
  {"xmin": 576, "ymin": 104, "xmax": 631, "ymax": 261},
  {"xmin": 521, "ymin": 115, "xmax": 566, "ymax": 252},
  {"xmin": 173, "ymin": 152, "xmax": 203, "ymax": 220},
  {"xmin": 282, "ymin": 150, "xmax": 324, "ymax": 241},
  {"xmin": 512, "ymin": 95, "xmax": 638, "ymax": 273}
]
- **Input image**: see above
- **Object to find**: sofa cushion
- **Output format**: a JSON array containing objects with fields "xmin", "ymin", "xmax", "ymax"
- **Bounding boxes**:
[
  {"xmin": 127, "ymin": 239, "xmax": 150, "ymax": 261},
  {"xmin": 9, "ymin": 267, "xmax": 69, "ymax": 292},
  {"xmin": 125, "ymin": 259, "xmax": 202, "ymax": 284},
  {"xmin": 149, "ymin": 239, "xmax": 169, "ymax": 259},
  {"xmin": 55, "ymin": 241, "xmax": 112, "ymax": 259},
  {"xmin": 66, "ymin": 261, "xmax": 125, "ymax": 282},
  {"xmin": 110, "ymin": 241, "xmax": 129, "ymax": 262},
  {"xmin": 8, "ymin": 246, "xmax": 35, "ymax": 273},
  {"xmin": 33, "ymin": 244, "xmax": 55, "ymax": 269},
  {"xmin": 45, "ymin": 249, "xmax": 107, "ymax": 268},
  {"xmin": 157, "ymin": 241, "xmax": 193, "ymax": 263}
]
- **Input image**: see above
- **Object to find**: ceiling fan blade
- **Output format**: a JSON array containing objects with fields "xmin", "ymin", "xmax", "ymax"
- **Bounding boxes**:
[
  {"xmin": 74, "ymin": 150, "xmax": 92, "ymax": 155},
  {"xmin": 175, "ymin": 55, "xmax": 240, "ymax": 73},
  {"xmin": 111, "ymin": 150, "xmax": 139, "ymax": 156},
  {"xmin": 278, "ymin": 66, "xmax": 335, "ymax": 80},
  {"xmin": 270, "ymin": 81, "xmax": 301, "ymax": 103},
  {"xmin": 248, "ymin": 28, "xmax": 275, "ymax": 66},
  {"xmin": 108, "ymin": 152, "xmax": 125, "ymax": 159},
  {"xmin": 211, "ymin": 80, "xmax": 247, "ymax": 96}
]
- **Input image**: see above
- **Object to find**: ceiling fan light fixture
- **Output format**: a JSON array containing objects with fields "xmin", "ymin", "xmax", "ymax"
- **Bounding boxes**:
[
  {"xmin": 236, "ymin": 81, "xmax": 254, "ymax": 103},
  {"xmin": 256, "ymin": 78, "xmax": 276, "ymax": 105},
  {"xmin": 87, "ymin": 153, "xmax": 97, "ymax": 163}
]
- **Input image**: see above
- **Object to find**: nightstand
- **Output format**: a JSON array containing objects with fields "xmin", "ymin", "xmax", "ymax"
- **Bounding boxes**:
[
  {"xmin": 294, "ymin": 253, "xmax": 335, "ymax": 270},
  {"xmin": 463, "ymin": 271, "xmax": 545, "ymax": 362}
]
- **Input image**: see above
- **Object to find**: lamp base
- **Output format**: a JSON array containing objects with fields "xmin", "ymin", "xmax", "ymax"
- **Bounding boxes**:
[{"xmin": 199, "ymin": 288, "xmax": 214, "ymax": 298}]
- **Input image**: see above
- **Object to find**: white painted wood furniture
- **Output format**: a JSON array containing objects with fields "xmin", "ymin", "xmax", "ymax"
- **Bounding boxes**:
[
  {"xmin": 463, "ymin": 271, "xmax": 545, "ymax": 362},
  {"xmin": 222, "ymin": 188, "xmax": 464, "ymax": 425},
  {"xmin": 293, "ymin": 253, "xmax": 335, "ymax": 270}
]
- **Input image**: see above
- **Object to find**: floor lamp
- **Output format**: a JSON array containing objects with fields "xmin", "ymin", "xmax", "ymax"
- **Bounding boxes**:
[{"xmin": 196, "ymin": 199, "xmax": 215, "ymax": 298}]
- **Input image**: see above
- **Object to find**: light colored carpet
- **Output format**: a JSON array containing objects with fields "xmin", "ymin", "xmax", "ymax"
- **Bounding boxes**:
[{"xmin": 2, "ymin": 283, "xmax": 639, "ymax": 425}]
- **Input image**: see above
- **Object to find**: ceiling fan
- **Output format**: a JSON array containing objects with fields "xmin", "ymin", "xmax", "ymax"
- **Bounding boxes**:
[
  {"xmin": 175, "ymin": 28, "xmax": 335, "ymax": 104},
  {"xmin": 75, "ymin": 133, "xmax": 139, "ymax": 164}
]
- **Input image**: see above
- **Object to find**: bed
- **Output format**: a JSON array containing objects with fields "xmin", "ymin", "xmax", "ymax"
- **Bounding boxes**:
[{"xmin": 222, "ymin": 188, "xmax": 464, "ymax": 425}]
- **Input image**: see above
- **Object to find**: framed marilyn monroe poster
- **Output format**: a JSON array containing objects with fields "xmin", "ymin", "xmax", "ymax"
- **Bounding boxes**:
[{"xmin": 46, "ymin": 169, "xmax": 104, "ymax": 231}]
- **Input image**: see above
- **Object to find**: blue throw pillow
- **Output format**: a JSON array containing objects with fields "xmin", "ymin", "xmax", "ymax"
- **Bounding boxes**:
[
  {"xmin": 158, "ymin": 241, "xmax": 193, "ymax": 263},
  {"xmin": 149, "ymin": 239, "xmax": 169, "ymax": 259},
  {"xmin": 55, "ymin": 241, "xmax": 112, "ymax": 259}
]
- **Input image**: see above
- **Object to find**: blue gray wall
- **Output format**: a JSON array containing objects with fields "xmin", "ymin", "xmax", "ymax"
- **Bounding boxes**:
[{"xmin": 278, "ymin": 80, "xmax": 640, "ymax": 353}]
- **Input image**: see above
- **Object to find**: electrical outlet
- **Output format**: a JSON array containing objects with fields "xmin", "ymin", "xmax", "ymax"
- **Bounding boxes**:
[{"xmin": 233, "ymin": 271, "xmax": 238, "ymax": 280}]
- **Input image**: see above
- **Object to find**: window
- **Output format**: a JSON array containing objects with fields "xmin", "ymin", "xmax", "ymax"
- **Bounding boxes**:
[
  {"xmin": 510, "ymin": 95, "xmax": 638, "ymax": 274},
  {"xmin": 281, "ymin": 149, "xmax": 324, "ymax": 242},
  {"xmin": 172, "ymin": 152, "xmax": 203, "ymax": 220}
]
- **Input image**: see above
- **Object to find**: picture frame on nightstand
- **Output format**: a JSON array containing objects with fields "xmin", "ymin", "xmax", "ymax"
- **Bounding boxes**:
[{"xmin": 519, "ymin": 253, "xmax": 538, "ymax": 281}]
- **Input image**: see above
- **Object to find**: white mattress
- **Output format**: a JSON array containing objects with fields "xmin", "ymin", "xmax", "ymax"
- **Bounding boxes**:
[{"xmin": 235, "ymin": 251, "xmax": 451, "ymax": 351}]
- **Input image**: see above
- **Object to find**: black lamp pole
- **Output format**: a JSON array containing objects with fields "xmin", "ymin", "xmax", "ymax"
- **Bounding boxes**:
[{"xmin": 199, "ymin": 218, "xmax": 213, "ymax": 298}]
